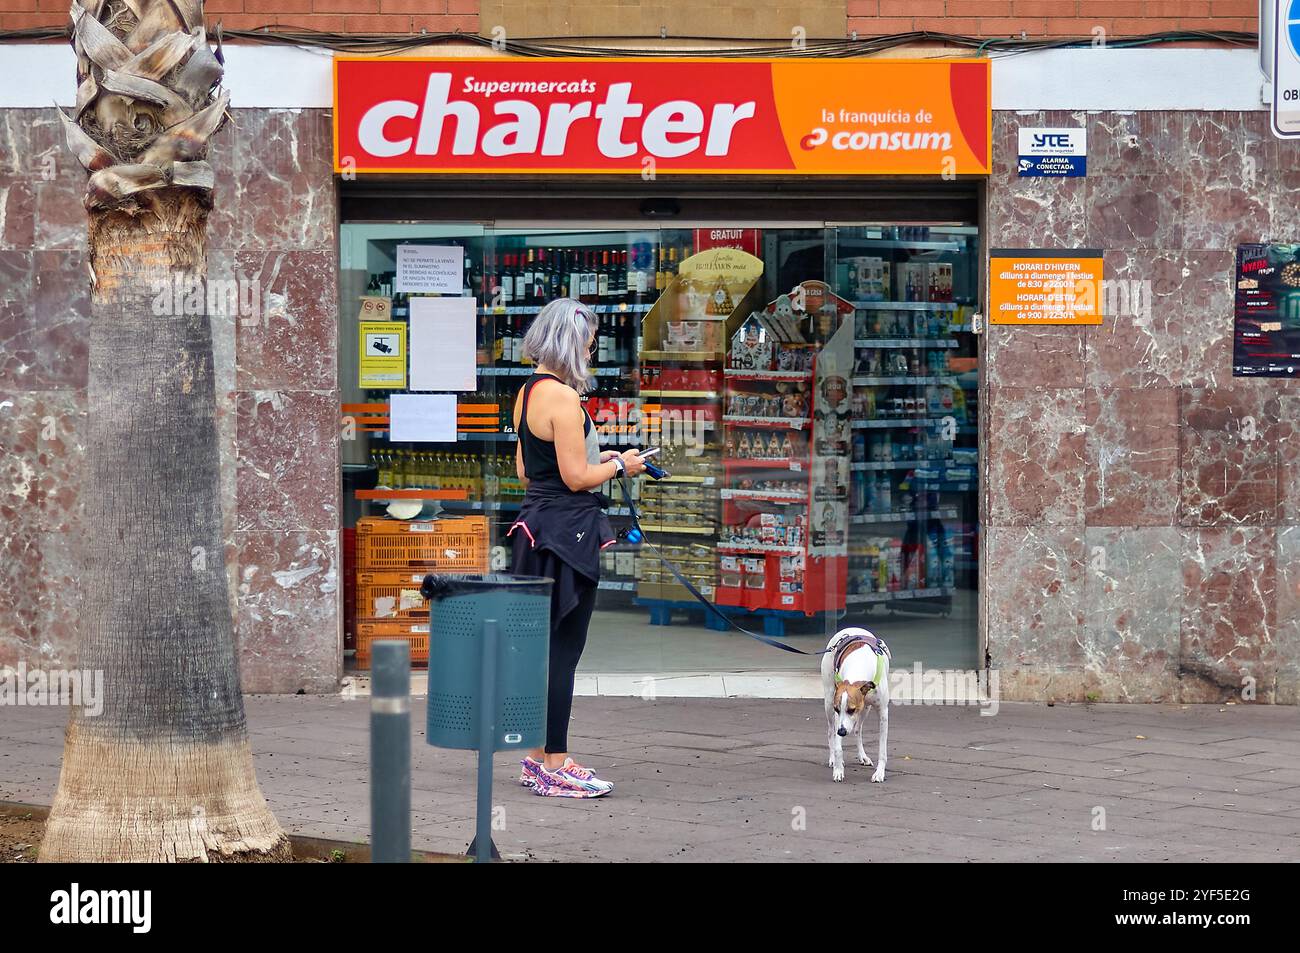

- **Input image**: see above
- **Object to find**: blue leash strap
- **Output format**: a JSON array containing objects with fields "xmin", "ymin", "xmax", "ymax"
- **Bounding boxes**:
[{"xmin": 615, "ymin": 473, "xmax": 830, "ymax": 657}]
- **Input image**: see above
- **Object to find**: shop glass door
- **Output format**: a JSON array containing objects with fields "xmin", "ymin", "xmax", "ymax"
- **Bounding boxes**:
[{"xmin": 826, "ymin": 225, "xmax": 980, "ymax": 670}]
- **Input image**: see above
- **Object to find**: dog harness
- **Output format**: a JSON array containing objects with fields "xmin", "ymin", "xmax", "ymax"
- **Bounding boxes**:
[{"xmin": 833, "ymin": 632, "xmax": 888, "ymax": 688}]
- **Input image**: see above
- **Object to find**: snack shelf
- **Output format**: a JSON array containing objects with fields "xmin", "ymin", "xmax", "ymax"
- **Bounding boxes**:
[
  {"xmin": 723, "ymin": 368, "xmax": 814, "ymax": 382},
  {"xmin": 851, "ymin": 418, "xmax": 947, "ymax": 429},
  {"xmin": 722, "ymin": 415, "xmax": 811, "ymax": 428},
  {"xmin": 850, "ymin": 507, "xmax": 959, "ymax": 524},
  {"xmin": 851, "ymin": 300, "xmax": 966, "ymax": 310},
  {"xmin": 854, "ymin": 339, "xmax": 960, "ymax": 348},
  {"xmin": 638, "ymin": 524, "xmax": 716, "ymax": 536},
  {"xmin": 717, "ymin": 541, "xmax": 803, "ymax": 554},
  {"xmin": 722, "ymin": 458, "xmax": 806, "ymax": 470},
  {"xmin": 851, "ymin": 459, "xmax": 955, "ymax": 471},
  {"xmin": 720, "ymin": 489, "xmax": 806, "ymax": 502},
  {"xmin": 641, "ymin": 389, "xmax": 720, "ymax": 399},
  {"xmin": 851, "ymin": 375, "xmax": 958, "ymax": 386},
  {"xmin": 659, "ymin": 474, "xmax": 717, "ymax": 484},
  {"xmin": 640, "ymin": 349, "xmax": 722, "ymax": 362},
  {"xmin": 846, "ymin": 586, "xmax": 954, "ymax": 604}
]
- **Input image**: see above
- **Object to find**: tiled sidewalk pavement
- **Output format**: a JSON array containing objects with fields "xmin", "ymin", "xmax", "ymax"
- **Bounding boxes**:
[{"xmin": 2, "ymin": 696, "xmax": 1299, "ymax": 862}]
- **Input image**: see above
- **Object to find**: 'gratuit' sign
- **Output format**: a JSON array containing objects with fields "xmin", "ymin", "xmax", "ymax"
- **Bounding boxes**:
[{"xmin": 333, "ymin": 57, "xmax": 991, "ymax": 176}]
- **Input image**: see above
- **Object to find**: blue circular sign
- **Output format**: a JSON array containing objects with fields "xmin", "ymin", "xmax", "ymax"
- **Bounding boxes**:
[{"xmin": 1290, "ymin": 0, "xmax": 1300, "ymax": 59}]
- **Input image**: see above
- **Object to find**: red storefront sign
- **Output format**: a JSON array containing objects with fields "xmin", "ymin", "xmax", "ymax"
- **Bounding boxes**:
[
  {"xmin": 333, "ymin": 57, "xmax": 991, "ymax": 176},
  {"xmin": 694, "ymin": 228, "xmax": 762, "ymax": 255}
]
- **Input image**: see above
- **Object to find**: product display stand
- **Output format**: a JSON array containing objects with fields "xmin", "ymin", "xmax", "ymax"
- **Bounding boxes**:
[
  {"xmin": 715, "ymin": 281, "xmax": 852, "ymax": 638},
  {"xmin": 634, "ymin": 248, "xmax": 764, "ymax": 626}
]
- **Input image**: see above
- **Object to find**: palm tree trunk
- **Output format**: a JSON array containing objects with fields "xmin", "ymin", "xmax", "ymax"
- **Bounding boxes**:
[{"xmin": 40, "ymin": 1, "xmax": 289, "ymax": 862}]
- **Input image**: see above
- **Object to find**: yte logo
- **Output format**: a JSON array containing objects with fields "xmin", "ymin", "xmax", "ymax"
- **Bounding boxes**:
[
  {"xmin": 50, "ymin": 883, "xmax": 152, "ymax": 934},
  {"xmin": 576, "ymin": 531, "xmax": 585, "ymax": 541},
  {"xmin": 1031, "ymin": 133, "xmax": 1073, "ymax": 149}
]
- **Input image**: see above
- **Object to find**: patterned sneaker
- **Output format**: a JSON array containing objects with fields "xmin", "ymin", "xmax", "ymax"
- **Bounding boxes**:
[
  {"xmin": 557, "ymin": 758, "xmax": 614, "ymax": 795},
  {"xmin": 529, "ymin": 760, "xmax": 612, "ymax": 799},
  {"xmin": 519, "ymin": 757, "xmax": 543, "ymax": 788}
]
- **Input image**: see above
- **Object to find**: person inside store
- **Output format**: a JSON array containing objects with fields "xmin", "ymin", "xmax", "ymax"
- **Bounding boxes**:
[{"xmin": 508, "ymin": 297, "xmax": 647, "ymax": 798}]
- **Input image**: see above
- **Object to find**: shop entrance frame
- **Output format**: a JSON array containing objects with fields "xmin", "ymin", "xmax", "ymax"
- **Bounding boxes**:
[{"xmin": 338, "ymin": 178, "xmax": 989, "ymax": 674}]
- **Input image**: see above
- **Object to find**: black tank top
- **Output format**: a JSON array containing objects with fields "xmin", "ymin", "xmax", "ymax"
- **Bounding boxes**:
[{"xmin": 518, "ymin": 373, "xmax": 592, "ymax": 484}]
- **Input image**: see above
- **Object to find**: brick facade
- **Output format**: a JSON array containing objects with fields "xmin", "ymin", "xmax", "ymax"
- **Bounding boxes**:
[{"xmin": 0, "ymin": 1, "xmax": 1256, "ymax": 36}]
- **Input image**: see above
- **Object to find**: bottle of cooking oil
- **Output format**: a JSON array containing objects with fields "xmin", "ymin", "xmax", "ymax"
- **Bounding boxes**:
[{"xmin": 506, "ymin": 453, "xmax": 521, "ymax": 498}]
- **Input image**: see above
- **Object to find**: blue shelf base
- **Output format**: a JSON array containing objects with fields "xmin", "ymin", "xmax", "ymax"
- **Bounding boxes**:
[{"xmin": 633, "ymin": 598, "xmax": 836, "ymax": 638}]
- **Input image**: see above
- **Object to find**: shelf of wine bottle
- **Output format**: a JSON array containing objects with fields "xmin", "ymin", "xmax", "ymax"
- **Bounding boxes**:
[
  {"xmin": 479, "ymin": 303, "xmax": 654, "ymax": 315},
  {"xmin": 478, "ymin": 366, "xmax": 629, "ymax": 377}
]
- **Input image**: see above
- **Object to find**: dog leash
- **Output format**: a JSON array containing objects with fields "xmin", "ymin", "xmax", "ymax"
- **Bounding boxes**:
[{"xmin": 614, "ymin": 471, "xmax": 831, "ymax": 657}]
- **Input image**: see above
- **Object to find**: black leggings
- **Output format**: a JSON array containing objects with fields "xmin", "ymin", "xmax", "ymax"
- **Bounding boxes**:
[{"xmin": 546, "ymin": 584, "xmax": 597, "ymax": 753}]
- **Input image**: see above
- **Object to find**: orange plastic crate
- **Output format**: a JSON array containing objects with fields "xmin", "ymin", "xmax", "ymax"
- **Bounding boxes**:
[
  {"xmin": 356, "ymin": 576, "xmax": 430, "ymax": 622},
  {"xmin": 356, "ymin": 516, "xmax": 489, "ymax": 573},
  {"xmin": 355, "ymin": 621, "xmax": 430, "ymax": 668}
]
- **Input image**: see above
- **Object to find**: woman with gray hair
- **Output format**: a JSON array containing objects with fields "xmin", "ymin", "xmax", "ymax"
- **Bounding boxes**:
[{"xmin": 507, "ymin": 297, "xmax": 647, "ymax": 798}]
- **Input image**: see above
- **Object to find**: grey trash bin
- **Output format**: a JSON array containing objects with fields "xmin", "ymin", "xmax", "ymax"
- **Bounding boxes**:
[{"xmin": 421, "ymin": 572, "xmax": 552, "ymax": 752}]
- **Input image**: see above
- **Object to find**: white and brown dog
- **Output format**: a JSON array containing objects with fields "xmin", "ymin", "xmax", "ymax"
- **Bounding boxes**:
[{"xmin": 821, "ymin": 627, "xmax": 890, "ymax": 783}]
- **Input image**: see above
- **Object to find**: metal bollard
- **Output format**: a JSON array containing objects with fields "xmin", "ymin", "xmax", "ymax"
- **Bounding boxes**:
[{"xmin": 370, "ymin": 639, "xmax": 411, "ymax": 863}]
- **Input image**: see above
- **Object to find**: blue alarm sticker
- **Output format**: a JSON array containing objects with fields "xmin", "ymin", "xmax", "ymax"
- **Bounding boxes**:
[{"xmin": 1017, "ymin": 127, "xmax": 1087, "ymax": 177}]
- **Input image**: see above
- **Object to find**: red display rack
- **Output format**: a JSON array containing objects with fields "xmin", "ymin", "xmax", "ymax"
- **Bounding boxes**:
[{"xmin": 716, "ymin": 337, "xmax": 848, "ymax": 616}]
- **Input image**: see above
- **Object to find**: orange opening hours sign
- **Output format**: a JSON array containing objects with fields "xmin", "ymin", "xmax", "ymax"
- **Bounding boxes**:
[{"xmin": 988, "ymin": 249, "xmax": 1105, "ymax": 325}]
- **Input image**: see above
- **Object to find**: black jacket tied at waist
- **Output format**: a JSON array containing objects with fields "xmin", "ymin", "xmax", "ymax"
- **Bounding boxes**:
[{"xmin": 508, "ymin": 479, "xmax": 615, "ymax": 624}]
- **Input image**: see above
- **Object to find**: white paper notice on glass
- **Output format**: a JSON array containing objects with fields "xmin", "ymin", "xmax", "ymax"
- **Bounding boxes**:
[
  {"xmin": 389, "ymin": 393, "xmax": 457, "ymax": 443},
  {"xmin": 409, "ymin": 295, "xmax": 476, "ymax": 391},
  {"xmin": 396, "ymin": 244, "xmax": 463, "ymax": 294}
]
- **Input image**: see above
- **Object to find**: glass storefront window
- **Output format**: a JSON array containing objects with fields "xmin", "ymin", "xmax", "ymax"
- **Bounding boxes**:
[{"xmin": 339, "ymin": 221, "xmax": 980, "ymax": 675}]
